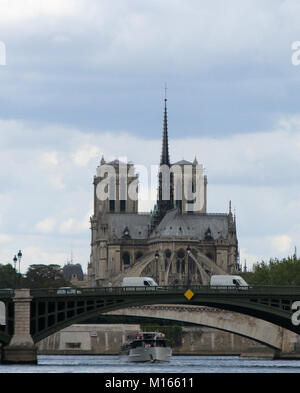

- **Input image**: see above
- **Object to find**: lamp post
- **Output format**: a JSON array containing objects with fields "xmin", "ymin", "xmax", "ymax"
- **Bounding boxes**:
[
  {"xmin": 187, "ymin": 245, "xmax": 191, "ymax": 286},
  {"xmin": 13, "ymin": 255, "xmax": 17, "ymax": 271},
  {"xmin": 17, "ymin": 250, "xmax": 22, "ymax": 274},
  {"xmin": 155, "ymin": 250, "xmax": 159, "ymax": 284}
]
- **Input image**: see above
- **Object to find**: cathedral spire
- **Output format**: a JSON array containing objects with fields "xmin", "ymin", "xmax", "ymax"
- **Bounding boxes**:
[
  {"xmin": 160, "ymin": 93, "xmax": 170, "ymax": 166},
  {"xmin": 151, "ymin": 90, "xmax": 174, "ymax": 231}
]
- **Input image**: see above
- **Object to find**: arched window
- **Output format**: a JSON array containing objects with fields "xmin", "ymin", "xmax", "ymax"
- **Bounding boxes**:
[
  {"xmin": 177, "ymin": 249, "xmax": 185, "ymax": 259},
  {"xmin": 120, "ymin": 200, "xmax": 126, "ymax": 212},
  {"xmin": 122, "ymin": 252, "xmax": 130, "ymax": 265},
  {"xmin": 109, "ymin": 200, "xmax": 115, "ymax": 212}
]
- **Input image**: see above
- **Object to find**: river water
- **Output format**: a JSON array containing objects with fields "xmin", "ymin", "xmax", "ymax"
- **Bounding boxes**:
[{"xmin": 1, "ymin": 355, "xmax": 300, "ymax": 373}]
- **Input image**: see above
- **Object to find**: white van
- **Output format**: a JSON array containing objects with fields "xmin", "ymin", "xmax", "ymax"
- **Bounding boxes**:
[
  {"xmin": 0, "ymin": 301, "xmax": 5, "ymax": 325},
  {"xmin": 210, "ymin": 275, "xmax": 248, "ymax": 289},
  {"xmin": 121, "ymin": 277, "xmax": 159, "ymax": 291},
  {"xmin": 56, "ymin": 287, "xmax": 82, "ymax": 295}
]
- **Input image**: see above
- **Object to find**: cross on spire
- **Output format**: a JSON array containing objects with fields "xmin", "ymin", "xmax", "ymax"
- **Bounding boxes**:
[{"xmin": 164, "ymin": 82, "xmax": 168, "ymax": 101}]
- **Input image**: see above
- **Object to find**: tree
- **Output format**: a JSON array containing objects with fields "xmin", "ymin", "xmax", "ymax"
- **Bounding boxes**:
[
  {"xmin": 0, "ymin": 264, "xmax": 23, "ymax": 288},
  {"xmin": 24, "ymin": 264, "xmax": 71, "ymax": 288},
  {"xmin": 241, "ymin": 256, "xmax": 300, "ymax": 286}
]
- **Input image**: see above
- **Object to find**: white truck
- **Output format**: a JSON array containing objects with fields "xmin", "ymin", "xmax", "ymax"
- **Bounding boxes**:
[
  {"xmin": 56, "ymin": 287, "xmax": 82, "ymax": 295},
  {"xmin": 0, "ymin": 301, "xmax": 5, "ymax": 325},
  {"xmin": 121, "ymin": 277, "xmax": 160, "ymax": 291},
  {"xmin": 210, "ymin": 275, "xmax": 248, "ymax": 289}
]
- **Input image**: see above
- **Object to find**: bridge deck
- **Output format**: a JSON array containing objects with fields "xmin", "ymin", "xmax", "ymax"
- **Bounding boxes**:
[
  {"xmin": 2, "ymin": 285, "xmax": 300, "ymax": 345},
  {"xmin": 27, "ymin": 285, "xmax": 300, "ymax": 298}
]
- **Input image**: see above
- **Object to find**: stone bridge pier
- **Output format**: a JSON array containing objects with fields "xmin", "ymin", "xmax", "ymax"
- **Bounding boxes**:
[{"xmin": 1, "ymin": 289, "xmax": 37, "ymax": 364}]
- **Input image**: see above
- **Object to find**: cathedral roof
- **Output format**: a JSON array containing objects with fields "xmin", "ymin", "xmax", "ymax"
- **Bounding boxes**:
[
  {"xmin": 106, "ymin": 210, "xmax": 231, "ymax": 241},
  {"xmin": 149, "ymin": 209, "xmax": 229, "ymax": 240},
  {"xmin": 108, "ymin": 213, "xmax": 151, "ymax": 240}
]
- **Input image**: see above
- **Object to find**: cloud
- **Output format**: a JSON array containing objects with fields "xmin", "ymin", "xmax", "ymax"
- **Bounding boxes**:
[
  {"xmin": 269, "ymin": 234, "xmax": 293, "ymax": 254},
  {"xmin": 20, "ymin": 245, "xmax": 73, "ymax": 270},
  {"xmin": 59, "ymin": 217, "xmax": 88, "ymax": 234},
  {"xmin": 35, "ymin": 218, "xmax": 56, "ymax": 233},
  {"xmin": 0, "ymin": 0, "xmax": 84, "ymax": 24},
  {"xmin": 3, "ymin": 0, "xmax": 300, "ymax": 142},
  {"xmin": 49, "ymin": 174, "xmax": 65, "ymax": 190},
  {"xmin": 71, "ymin": 145, "xmax": 101, "ymax": 167},
  {"xmin": 41, "ymin": 151, "xmax": 60, "ymax": 167},
  {"xmin": 0, "ymin": 234, "xmax": 12, "ymax": 244},
  {"xmin": 3, "ymin": 0, "xmax": 300, "ymax": 69}
]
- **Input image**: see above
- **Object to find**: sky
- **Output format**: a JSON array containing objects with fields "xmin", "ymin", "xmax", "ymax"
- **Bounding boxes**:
[{"xmin": 0, "ymin": 0, "xmax": 300, "ymax": 273}]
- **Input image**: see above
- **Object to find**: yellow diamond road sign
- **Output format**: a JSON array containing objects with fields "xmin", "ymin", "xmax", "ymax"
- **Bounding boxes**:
[{"xmin": 184, "ymin": 289, "xmax": 194, "ymax": 300}]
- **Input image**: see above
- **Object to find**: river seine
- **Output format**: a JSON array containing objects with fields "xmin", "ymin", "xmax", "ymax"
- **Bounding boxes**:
[{"xmin": 1, "ymin": 355, "xmax": 300, "ymax": 373}]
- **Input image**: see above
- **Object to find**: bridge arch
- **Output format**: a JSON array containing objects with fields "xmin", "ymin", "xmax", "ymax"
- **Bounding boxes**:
[
  {"xmin": 30, "ymin": 300, "xmax": 287, "ymax": 351},
  {"xmin": 105, "ymin": 305, "xmax": 292, "ymax": 351}
]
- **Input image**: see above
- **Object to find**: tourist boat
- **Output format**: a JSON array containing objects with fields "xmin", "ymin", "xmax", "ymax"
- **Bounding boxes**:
[{"xmin": 120, "ymin": 331, "xmax": 172, "ymax": 363}]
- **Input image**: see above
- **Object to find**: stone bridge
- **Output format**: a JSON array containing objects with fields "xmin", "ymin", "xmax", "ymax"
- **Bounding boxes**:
[{"xmin": 105, "ymin": 305, "xmax": 299, "ymax": 354}]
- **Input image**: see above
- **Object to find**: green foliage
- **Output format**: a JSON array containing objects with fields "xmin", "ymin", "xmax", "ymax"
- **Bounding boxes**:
[
  {"xmin": 0, "ymin": 264, "xmax": 24, "ymax": 288},
  {"xmin": 23, "ymin": 264, "xmax": 71, "ymax": 288},
  {"xmin": 140, "ymin": 325, "xmax": 183, "ymax": 347},
  {"xmin": 240, "ymin": 256, "xmax": 300, "ymax": 286}
]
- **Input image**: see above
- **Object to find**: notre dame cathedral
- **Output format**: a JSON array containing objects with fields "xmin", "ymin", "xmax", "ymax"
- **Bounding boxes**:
[{"xmin": 88, "ymin": 98, "xmax": 240, "ymax": 287}]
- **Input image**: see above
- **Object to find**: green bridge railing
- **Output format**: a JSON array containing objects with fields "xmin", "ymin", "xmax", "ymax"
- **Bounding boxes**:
[
  {"xmin": 2, "ymin": 285, "xmax": 300, "ymax": 299},
  {"xmin": 28, "ymin": 285, "xmax": 300, "ymax": 298}
]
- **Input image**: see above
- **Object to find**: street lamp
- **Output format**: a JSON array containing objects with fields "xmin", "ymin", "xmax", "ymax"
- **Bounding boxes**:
[
  {"xmin": 187, "ymin": 245, "xmax": 191, "ymax": 286},
  {"xmin": 17, "ymin": 250, "xmax": 22, "ymax": 274},
  {"xmin": 155, "ymin": 250, "xmax": 159, "ymax": 283},
  {"xmin": 13, "ymin": 255, "xmax": 17, "ymax": 271}
]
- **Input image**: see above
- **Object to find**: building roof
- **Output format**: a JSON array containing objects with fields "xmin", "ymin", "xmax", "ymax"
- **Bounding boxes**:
[
  {"xmin": 108, "ymin": 213, "xmax": 151, "ymax": 240},
  {"xmin": 107, "ymin": 209, "xmax": 230, "ymax": 241},
  {"xmin": 63, "ymin": 264, "xmax": 84, "ymax": 281},
  {"xmin": 149, "ymin": 209, "xmax": 229, "ymax": 240}
]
